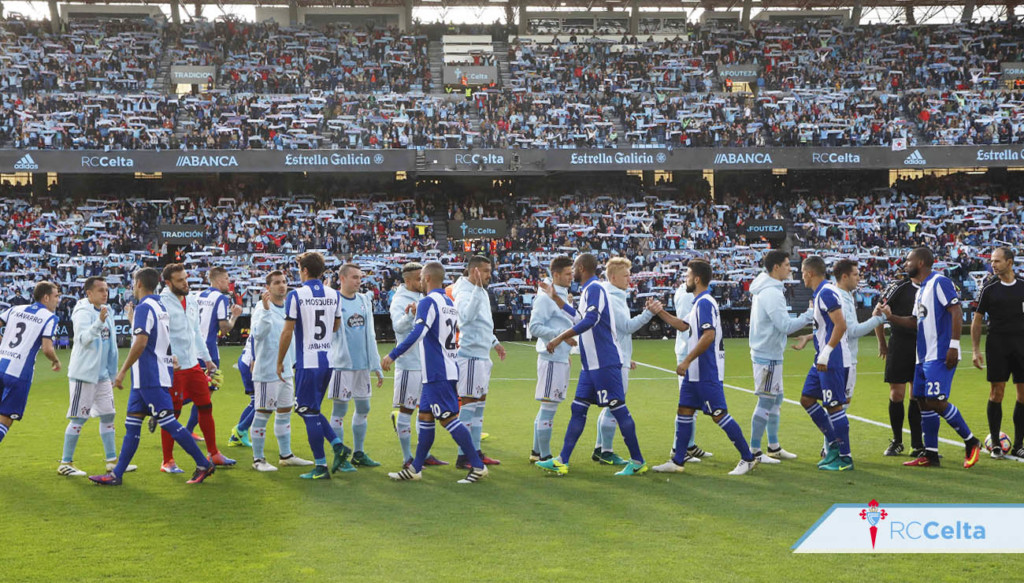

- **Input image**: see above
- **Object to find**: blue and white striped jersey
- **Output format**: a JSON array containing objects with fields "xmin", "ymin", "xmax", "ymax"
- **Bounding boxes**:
[
  {"xmin": 197, "ymin": 288, "xmax": 230, "ymax": 361},
  {"xmin": 388, "ymin": 289, "xmax": 459, "ymax": 384},
  {"xmin": 683, "ymin": 291, "xmax": 724, "ymax": 383},
  {"xmin": 811, "ymin": 281, "xmax": 850, "ymax": 369},
  {"xmin": 284, "ymin": 280, "xmax": 342, "ymax": 370},
  {"xmin": 0, "ymin": 302, "xmax": 57, "ymax": 381},
  {"xmin": 563, "ymin": 276, "xmax": 622, "ymax": 371},
  {"xmin": 239, "ymin": 333, "xmax": 254, "ymax": 368},
  {"xmin": 131, "ymin": 295, "xmax": 174, "ymax": 389},
  {"xmin": 914, "ymin": 272, "xmax": 960, "ymax": 364}
]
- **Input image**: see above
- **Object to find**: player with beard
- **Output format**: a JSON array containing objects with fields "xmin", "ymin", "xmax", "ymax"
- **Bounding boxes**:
[{"xmin": 880, "ymin": 247, "xmax": 981, "ymax": 469}]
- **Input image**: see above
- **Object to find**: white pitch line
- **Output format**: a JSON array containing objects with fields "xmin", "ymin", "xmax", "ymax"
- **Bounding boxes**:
[
  {"xmin": 631, "ymin": 360, "xmax": 963, "ymax": 447},
  {"xmin": 511, "ymin": 341, "xmax": 963, "ymax": 446},
  {"xmin": 489, "ymin": 377, "xmax": 676, "ymax": 382}
]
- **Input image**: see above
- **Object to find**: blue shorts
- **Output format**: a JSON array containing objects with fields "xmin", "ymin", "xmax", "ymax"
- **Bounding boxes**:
[
  {"xmin": 126, "ymin": 386, "xmax": 175, "ymax": 417},
  {"xmin": 802, "ymin": 365, "xmax": 849, "ymax": 408},
  {"xmin": 0, "ymin": 374, "xmax": 31, "ymax": 421},
  {"xmin": 679, "ymin": 380, "xmax": 728, "ymax": 416},
  {"xmin": 912, "ymin": 361, "xmax": 955, "ymax": 401},
  {"xmin": 575, "ymin": 366, "xmax": 625, "ymax": 407},
  {"xmin": 294, "ymin": 367, "xmax": 332, "ymax": 414},
  {"xmin": 420, "ymin": 380, "xmax": 460, "ymax": 421},
  {"xmin": 238, "ymin": 360, "xmax": 254, "ymax": 395}
]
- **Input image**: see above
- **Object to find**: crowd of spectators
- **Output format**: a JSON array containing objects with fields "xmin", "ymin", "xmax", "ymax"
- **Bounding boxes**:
[
  {"xmin": 177, "ymin": 91, "xmax": 476, "ymax": 149},
  {"xmin": 4, "ymin": 172, "xmax": 1022, "ymax": 343},
  {"xmin": 169, "ymin": 20, "xmax": 431, "ymax": 95},
  {"xmin": 4, "ymin": 16, "xmax": 1024, "ymax": 149}
]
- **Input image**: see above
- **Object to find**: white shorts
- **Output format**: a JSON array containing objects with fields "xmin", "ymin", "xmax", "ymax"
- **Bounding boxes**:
[
  {"xmin": 457, "ymin": 357, "xmax": 492, "ymax": 399},
  {"xmin": 329, "ymin": 369, "xmax": 372, "ymax": 401},
  {"xmin": 621, "ymin": 367, "xmax": 630, "ymax": 394},
  {"xmin": 753, "ymin": 361, "xmax": 784, "ymax": 396},
  {"xmin": 254, "ymin": 378, "xmax": 295, "ymax": 410},
  {"xmin": 535, "ymin": 359, "xmax": 570, "ymax": 402},
  {"xmin": 393, "ymin": 369, "xmax": 423, "ymax": 409},
  {"xmin": 845, "ymin": 364, "xmax": 857, "ymax": 401},
  {"xmin": 67, "ymin": 379, "xmax": 115, "ymax": 418}
]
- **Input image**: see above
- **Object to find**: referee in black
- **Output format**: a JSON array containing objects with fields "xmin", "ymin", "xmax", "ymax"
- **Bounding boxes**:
[
  {"xmin": 875, "ymin": 273, "xmax": 924, "ymax": 457},
  {"xmin": 971, "ymin": 246, "xmax": 1024, "ymax": 459}
]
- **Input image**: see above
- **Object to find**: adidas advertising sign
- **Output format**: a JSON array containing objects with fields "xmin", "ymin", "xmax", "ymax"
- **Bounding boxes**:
[
  {"xmin": 13, "ymin": 153, "xmax": 38, "ymax": 170},
  {"xmin": 903, "ymin": 149, "xmax": 927, "ymax": 165},
  {"xmin": 793, "ymin": 503, "xmax": 1024, "ymax": 553},
  {"xmin": 19, "ymin": 146, "xmax": 1024, "ymax": 173}
]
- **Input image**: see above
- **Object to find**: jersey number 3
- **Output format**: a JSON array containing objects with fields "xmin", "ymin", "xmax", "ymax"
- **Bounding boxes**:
[{"xmin": 7, "ymin": 322, "xmax": 26, "ymax": 348}]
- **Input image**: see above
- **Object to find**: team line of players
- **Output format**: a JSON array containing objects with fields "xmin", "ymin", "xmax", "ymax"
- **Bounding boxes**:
[{"xmin": 0, "ymin": 245, "xmax": 1021, "ymax": 483}]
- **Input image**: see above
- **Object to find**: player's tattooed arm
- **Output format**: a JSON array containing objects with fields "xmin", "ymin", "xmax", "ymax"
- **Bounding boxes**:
[
  {"xmin": 878, "ymin": 303, "xmax": 916, "ymax": 330},
  {"xmin": 546, "ymin": 327, "xmax": 577, "ymax": 353},
  {"xmin": 874, "ymin": 325, "xmax": 888, "ymax": 359},
  {"xmin": 970, "ymin": 312, "xmax": 985, "ymax": 370},
  {"xmin": 655, "ymin": 308, "xmax": 689, "ymax": 333},
  {"xmin": 790, "ymin": 334, "xmax": 812, "ymax": 351},
  {"xmin": 41, "ymin": 337, "xmax": 60, "ymax": 372},
  {"xmin": 538, "ymin": 281, "xmax": 567, "ymax": 310},
  {"xmin": 946, "ymin": 302, "xmax": 963, "ymax": 369},
  {"xmin": 115, "ymin": 332, "xmax": 149, "ymax": 390},
  {"xmin": 676, "ymin": 329, "xmax": 713, "ymax": 375}
]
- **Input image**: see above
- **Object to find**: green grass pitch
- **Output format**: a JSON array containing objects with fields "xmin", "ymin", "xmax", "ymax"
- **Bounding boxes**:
[{"xmin": 4, "ymin": 337, "xmax": 1024, "ymax": 581}]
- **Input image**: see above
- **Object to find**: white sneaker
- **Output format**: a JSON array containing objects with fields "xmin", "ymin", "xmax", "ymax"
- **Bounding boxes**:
[
  {"xmin": 652, "ymin": 460, "xmax": 685, "ymax": 473},
  {"xmin": 767, "ymin": 447, "xmax": 798, "ymax": 460},
  {"xmin": 252, "ymin": 459, "xmax": 278, "ymax": 472},
  {"xmin": 106, "ymin": 461, "xmax": 137, "ymax": 473},
  {"xmin": 754, "ymin": 451, "xmax": 781, "ymax": 465},
  {"xmin": 279, "ymin": 455, "xmax": 314, "ymax": 467},
  {"xmin": 687, "ymin": 445, "xmax": 713, "ymax": 459},
  {"xmin": 457, "ymin": 465, "xmax": 488, "ymax": 484},
  {"xmin": 991, "ymin": 447, "xmax": 1005, "ymax": 460},
  {"xmin": 57, "ymin": 464, "xmax": 86, "ymax": 477},
  {"xmin": 674, "ymin": 448, "xmax": 702, "ymax": 463},
  {"xmin": 728, "ymin": 459, "xmax": 758, "ymax": 476},
  {"xmin": 389, "ymin": 468, "xmax": 422, "ymax": 481}
]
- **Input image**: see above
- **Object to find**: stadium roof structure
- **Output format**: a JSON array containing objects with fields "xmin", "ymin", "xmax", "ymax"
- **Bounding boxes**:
[{"xmin": 49, "ymin": 0, "xmax": 1021, "ymax": 9}]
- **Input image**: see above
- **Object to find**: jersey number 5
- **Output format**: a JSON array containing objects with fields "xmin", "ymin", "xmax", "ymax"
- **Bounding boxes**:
[{"xmin": 313, "ymin": 309, "xmax": 327, "ymax": 341}]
